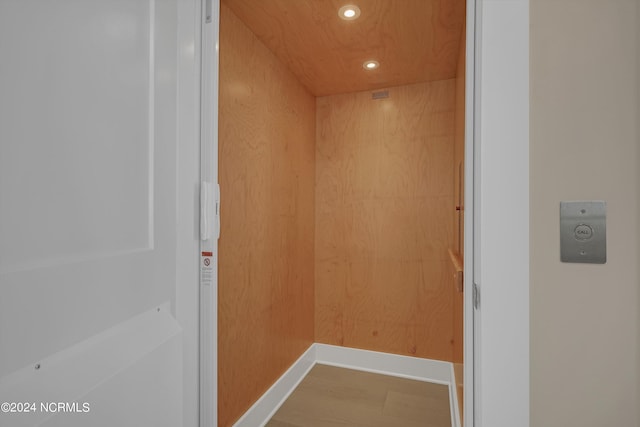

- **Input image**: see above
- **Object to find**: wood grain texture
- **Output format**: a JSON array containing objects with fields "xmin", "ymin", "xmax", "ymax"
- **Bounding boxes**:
[
  {"xmin": 222, "ymin": 0, "xmax": 466, "ymax": 96},
  {"xmin": 267, "ymin": 364, "xmax": 451, "ymax": 427},
  {"xmin": 218, "ymin": 5, "xmax": 316, "ymax": 426},
  {"xmin": 315, "ymin": 80, "xmax": 456, "ymax": 361}
]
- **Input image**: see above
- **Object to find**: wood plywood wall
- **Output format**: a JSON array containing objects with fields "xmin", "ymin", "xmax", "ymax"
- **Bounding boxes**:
[
  {"xmin": 315, "ymin": 81, "xmax": 456, "ymax": 361},
  {"xmin": 218, "ymin": 5, "xmax": 315, "ymax": 426}
]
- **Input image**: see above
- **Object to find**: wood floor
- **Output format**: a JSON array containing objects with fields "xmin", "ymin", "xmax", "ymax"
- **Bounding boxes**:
[{"xmin": 266, "ymin": 364, "xmax": 452, "ymax": 427}]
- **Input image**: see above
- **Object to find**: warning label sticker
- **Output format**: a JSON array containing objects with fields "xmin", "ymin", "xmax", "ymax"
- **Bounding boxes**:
[{"xmin": 201, "ymin": 251, "xmax": 214, "ymax": 286}]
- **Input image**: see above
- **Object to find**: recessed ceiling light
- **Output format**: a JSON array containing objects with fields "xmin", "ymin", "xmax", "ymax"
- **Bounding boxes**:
[
  {"xmin": 363, "ymin": 60, "xmax": 379, "ymax": 70},
  {"xmin": 339, "ymin": 5, "xmax": 361, "ymax": 20}
]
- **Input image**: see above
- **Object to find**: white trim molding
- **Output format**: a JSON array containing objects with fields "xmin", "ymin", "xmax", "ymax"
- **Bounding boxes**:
[
  {"xmin": 232, "ymin": 345, "xmax": 316, "ymax": 427},
  {"xmin": 476, "ymin": 0, "xmax": 530, "ymax": 426},
  {"xmin": 233, "ymin": 344, "xmax": 461, "ymax": 427},
  {"xmin": 314, "ymin": 343, "xmax": 452, "ymax": 385},
  {"xmin": 199, "ymin": 0, "xmax": 221, "ymax": 426}
]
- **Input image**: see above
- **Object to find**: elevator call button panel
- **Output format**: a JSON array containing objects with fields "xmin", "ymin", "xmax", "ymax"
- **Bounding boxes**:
[{"xmin": 560, "ymin": 201, "xmax": 606, "ymax": 264}]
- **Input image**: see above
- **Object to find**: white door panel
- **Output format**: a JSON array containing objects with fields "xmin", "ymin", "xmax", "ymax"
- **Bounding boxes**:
[
  {"xmin": 0, "ymin": 305, "xmax": 181, "ymax": 427},
  {"xmin": 0, "ymin": 0, "xmax": 153, "ymax": 271},
  {"xmin": 0, "ymin": 0, "xmax": 190, "ymax": 424}
]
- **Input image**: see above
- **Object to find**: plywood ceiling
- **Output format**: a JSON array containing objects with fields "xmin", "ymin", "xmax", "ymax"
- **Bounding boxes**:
[{"xmin": 222, "ymin": 0, "xmax": 466, "ymax": 96}]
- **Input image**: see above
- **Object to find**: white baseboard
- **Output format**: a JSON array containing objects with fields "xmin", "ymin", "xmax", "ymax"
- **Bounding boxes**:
[
  {"xmin": 233, "ymin": 343, "xmax": 461, "ymax": 427},
  {"xmin": 232, "ymin": 345, "xmax": 316, "ymax": 427},
  {"xmin": 314, "ymin": 343, "xmax": 452, "ymax": 384}
]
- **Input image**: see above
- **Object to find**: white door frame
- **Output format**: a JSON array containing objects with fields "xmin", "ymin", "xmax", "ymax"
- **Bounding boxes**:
[
  {"xmin": 471, "ymin": 1, "xmax": 530, "ymax": 426},
  {"xmin": 199, "ymin": 0, "xmax": 220, "ymax": 426},
  {"xmin": 465, "ymin": 0, "xmax": 477, "ymax": 424},
  {"xmin": 176, "ymin": 1, "xmax": 206, "ymax": 427}
]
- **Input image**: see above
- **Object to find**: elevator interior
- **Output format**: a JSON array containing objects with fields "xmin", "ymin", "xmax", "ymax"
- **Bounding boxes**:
[{"xmin": 217, "ymin": 1, "xmax": 467, "ymax": 425}]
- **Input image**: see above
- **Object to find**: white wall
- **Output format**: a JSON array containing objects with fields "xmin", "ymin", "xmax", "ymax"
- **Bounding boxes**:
[{"xmin": 530, "ymin": 0, "xmax": 640, "ymax": 426}]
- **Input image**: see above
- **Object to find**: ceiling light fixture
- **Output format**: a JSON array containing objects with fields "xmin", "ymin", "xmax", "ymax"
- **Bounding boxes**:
[
  {"xmin": 338, "ymin": 5, "xmax": 361, "ymax": 21},
  {"xmin": 363, "ymin": 60, "xmax": 379, "ymax": 70}
]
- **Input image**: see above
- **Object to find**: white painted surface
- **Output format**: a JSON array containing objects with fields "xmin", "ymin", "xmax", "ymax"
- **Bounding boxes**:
[
  {"xmin": 0, "ymin": 1, "xmax": 152, "ymax": 272},
  {"xmin": 175, "ymin": 0, "xmax": 204, "ymax": 426},
  {"xmin": 0, "ymin": 0, "xmax": 175, "ymax": 375},
  {"xmin": 476, "ymin": 0, "xmax": 530, "ymax": 426},
  {"xmin": 530, "ymin": 0, "xmax": 640, "ymax": 425},
  {"xmin": 41, "ymin": 332, "xmax": 182, "ymax": 427},
  {"xmin": 199, "ymin": 1, "xmax": 221, "ymax": 426},
  {"xmin": 0, "ymin": 0, "xmax": 201, "ymax": 424},
  {"xmin": 0, "ymin": 305, "xmax": 181, "ymax": 426}
]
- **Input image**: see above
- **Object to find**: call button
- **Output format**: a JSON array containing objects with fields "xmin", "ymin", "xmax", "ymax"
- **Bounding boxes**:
[{"xmin": 574, "ymin": 224, "xmax": 593, "ymax": 241}]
